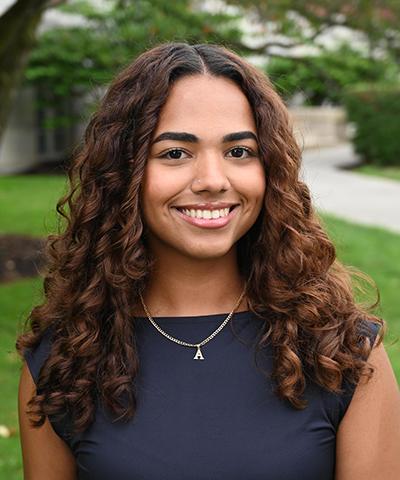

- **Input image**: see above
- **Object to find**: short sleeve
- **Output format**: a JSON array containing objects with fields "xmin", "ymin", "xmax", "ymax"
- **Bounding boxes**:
[
  {"xmin": 23, "ymin": 326, "xmax": 54, "ymax": 386},
  {"xmin": 336, "ymin": 319, "xmax": 382, "ymax": 420},
  {"xmin": 23, "ymin": 326, "xmax": 73, "ymax": 447}
]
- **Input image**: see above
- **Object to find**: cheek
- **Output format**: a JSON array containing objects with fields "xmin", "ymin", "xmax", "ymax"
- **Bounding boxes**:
[
  {"xmin": 253, "ymin": 164, "xmax": 267, "ymax": 203},
  {"xmin": 141, "ymin": 165, "xmax": 186, "ymax": 218},
  {"xmin": 235, "ymin": 164, "xmax": 266, "ymax": 208},
  {"xmin": 141, "ymin": 167, "xmax": 161, "ymax": 219},
  {"xmin": 142, "ymin": 167, "xmax": 169, "ymax": 208},
  {"xmin": 254, "ymin": 173, "xmax": 266, "ymax": 203}
]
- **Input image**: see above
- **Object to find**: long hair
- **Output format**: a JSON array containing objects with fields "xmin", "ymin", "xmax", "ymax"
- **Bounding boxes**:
[{"xmin": 16, "ymin": 42, "xmax": 385, "ymax": 435}]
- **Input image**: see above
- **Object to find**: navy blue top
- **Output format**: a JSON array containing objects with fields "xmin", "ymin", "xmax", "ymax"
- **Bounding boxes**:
[{"xmin": 24, "ymin": 311, "xmax": 380, "ymax": 480}]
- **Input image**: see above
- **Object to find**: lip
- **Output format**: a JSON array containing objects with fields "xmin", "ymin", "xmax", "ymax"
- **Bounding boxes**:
[
  {"xmin": 172, "ymin": 202, "xmax": 239, "ymax": 210},
  {"xmin": 172, "ymin": 205, "xmax": 239, "ymax": 229}
]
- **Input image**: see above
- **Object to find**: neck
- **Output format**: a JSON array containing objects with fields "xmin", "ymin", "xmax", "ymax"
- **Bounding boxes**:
[{"xmin": 138, "ymin": 248, "xmax": 248, "ymax": 317}]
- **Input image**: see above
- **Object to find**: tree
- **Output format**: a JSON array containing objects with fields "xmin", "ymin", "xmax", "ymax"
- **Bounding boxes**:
[
  {"xmin": 227, "ymin": 0, "xmax": 400, "ymax": 61},
  {"xmin": 24, "ymin": 0, "xmax": 243, "ymax": 127},
  {"xmin": 0, "ymin": 0, "xmax": 64, "ymax": 142},
  {"xmin": 267, "ymin": 43, "xmax": 399, "ymax": 105}
]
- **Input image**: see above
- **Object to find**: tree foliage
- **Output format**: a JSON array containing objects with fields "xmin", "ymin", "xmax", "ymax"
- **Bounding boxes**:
[
  {"xmin": 25, "ymin": 0, "xmax": 243, "ymax": 122},
  {"xmin": 267, "ymin": 44, "xmax": 400, "ymax": 105},
  {"xmin": 10, "ymin": 0, "xmax": 400, "ymax": 133},
  {"xmin": 344, "ymin": 84, "xmax": 400, "ymax": 166},
  {"xmin": 227, "ymin": 0, "xmax": 400, "ymax": 61}
]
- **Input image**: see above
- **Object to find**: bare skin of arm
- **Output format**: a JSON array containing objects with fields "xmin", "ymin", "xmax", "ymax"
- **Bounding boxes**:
[
  {"xmin": 18, "ymin": 361, "xmax": 77, "ymax": 480},
  {"xmin": 335, "ymin": 339, "xmax": 400, "ymax": 479}
]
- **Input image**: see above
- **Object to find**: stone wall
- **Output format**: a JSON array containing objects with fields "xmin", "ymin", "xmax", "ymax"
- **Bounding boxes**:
[{"xmin": 289, "ymin": 106, "xmax": 349, "ymax": 150}]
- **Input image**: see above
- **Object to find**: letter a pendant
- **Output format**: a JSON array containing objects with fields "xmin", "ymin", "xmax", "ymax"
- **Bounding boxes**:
[{"xmin": 193, "ymin": 345, "xmax": 205, "ymax": 360}]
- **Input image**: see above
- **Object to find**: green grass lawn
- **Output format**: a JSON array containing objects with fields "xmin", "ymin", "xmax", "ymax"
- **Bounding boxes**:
[
  {"xmin": 1, "ymin": 175, "xmax": 399, "ymax": 478},
  {"xmin": 352, "ymin": 164, "xmax": 400, "ymax": 182},
  {"xmin": 321, "ymin": 215, "xmax": 400, "ymax": 371},
  {"xmin": 0, "ymin": 278, "xmax": 44, "ymax": 479},
  {"xmin": 0, "ymin": 174, "xmax": 68, "ymax": 237}
]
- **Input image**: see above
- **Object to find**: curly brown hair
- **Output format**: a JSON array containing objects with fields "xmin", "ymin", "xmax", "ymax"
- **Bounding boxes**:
[{"xmin": 16, "ymin": 41, "xmax": 385, "ymax": 435}]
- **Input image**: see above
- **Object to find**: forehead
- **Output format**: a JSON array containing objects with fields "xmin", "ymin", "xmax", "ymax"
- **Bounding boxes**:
[{"xmin": 153, "ymin": 75, "xmax": 256, "ymax": 138}]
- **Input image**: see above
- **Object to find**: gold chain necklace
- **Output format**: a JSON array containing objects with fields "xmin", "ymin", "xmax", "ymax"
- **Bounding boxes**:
[{"xmin": 138, "ymin": 286, "xmax": 247, "ymax": 360}]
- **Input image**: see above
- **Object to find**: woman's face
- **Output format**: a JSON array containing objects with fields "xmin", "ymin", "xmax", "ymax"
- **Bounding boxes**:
[{"xmin": 141, "ymin": 74, "xmax": 266, "ymax": 261}]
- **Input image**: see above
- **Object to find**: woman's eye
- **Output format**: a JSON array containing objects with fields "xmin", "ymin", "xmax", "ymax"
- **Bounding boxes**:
[
  {"xmin": 227, "ymin": 147, "xmax": 254, "ymax": 158},
  {"xmin": 160, "ymin": 149, "xmax": 188, "ymax": 160},
  {"xmin": 159, "ymin": 146, "xmax": 256, "ymax": 160}
]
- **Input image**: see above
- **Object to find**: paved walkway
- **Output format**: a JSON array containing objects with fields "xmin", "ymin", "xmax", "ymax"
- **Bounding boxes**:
[{"xmin": 301, "ymin": 143, "xmax": 400, "ymax": 234}]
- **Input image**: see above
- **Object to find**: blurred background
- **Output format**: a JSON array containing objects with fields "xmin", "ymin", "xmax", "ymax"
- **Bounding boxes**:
[{"xmin": 0, "ymin": 0, "xmax": 399, "ymax": 476}]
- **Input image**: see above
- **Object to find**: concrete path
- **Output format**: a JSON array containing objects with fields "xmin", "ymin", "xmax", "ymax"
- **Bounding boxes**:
[{"xmin": 301, "ymin": 144, "xmax": 400, "ymax": 234}]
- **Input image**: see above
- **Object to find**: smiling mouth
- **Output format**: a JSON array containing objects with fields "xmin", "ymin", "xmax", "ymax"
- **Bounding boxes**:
[{"xmin": 173, "ymin": 205, "xmax": 238, "ymax": 220}]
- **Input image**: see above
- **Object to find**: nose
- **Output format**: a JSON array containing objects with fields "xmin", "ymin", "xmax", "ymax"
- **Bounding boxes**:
[{"xmin": 190, "ymin": 152, "xmax": 231, "ymax": 193}]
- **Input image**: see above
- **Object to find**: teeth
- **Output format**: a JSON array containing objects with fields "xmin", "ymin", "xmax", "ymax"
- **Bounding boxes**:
[{"xmin": 179, "ymin": 207, "xmax": 232, "ymax": 219}]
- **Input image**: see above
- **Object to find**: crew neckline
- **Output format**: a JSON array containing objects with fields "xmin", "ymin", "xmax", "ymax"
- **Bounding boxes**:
[{"xmin": 133, "ymin": 309, "xmax": 253, "ymax": 324}]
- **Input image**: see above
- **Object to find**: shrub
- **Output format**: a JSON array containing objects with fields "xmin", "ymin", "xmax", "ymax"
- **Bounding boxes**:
[{"xmin": 343, "ymin": 84, "xmax": 400, "ymax": 167}]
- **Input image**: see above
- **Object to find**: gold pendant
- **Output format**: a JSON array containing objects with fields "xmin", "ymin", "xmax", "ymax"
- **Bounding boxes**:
[{"xmin": 193, "ymin": 345, "xmax": 205, "ymax": 360}]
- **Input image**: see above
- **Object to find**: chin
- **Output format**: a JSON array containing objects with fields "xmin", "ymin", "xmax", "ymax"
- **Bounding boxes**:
[{"xmin": 181, "ymin": 243, "xmax": 235, "ymax": 260}]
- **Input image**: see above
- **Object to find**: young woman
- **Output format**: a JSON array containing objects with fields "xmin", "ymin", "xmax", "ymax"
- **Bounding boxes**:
[{"xmin": 17, "ymin": 42, "xmax": 400, "ymax": 479}]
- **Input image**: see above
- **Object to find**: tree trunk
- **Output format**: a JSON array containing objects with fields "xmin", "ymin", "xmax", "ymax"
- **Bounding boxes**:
[{"xmin": 0, "ymin": 0, "xmax": 49, "ymax": 143}]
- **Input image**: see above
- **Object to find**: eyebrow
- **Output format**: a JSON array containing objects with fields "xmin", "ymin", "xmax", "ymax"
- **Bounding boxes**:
[{"xmin": 151, "ymin": 130, "xmax": 258, "ymax": 145}]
